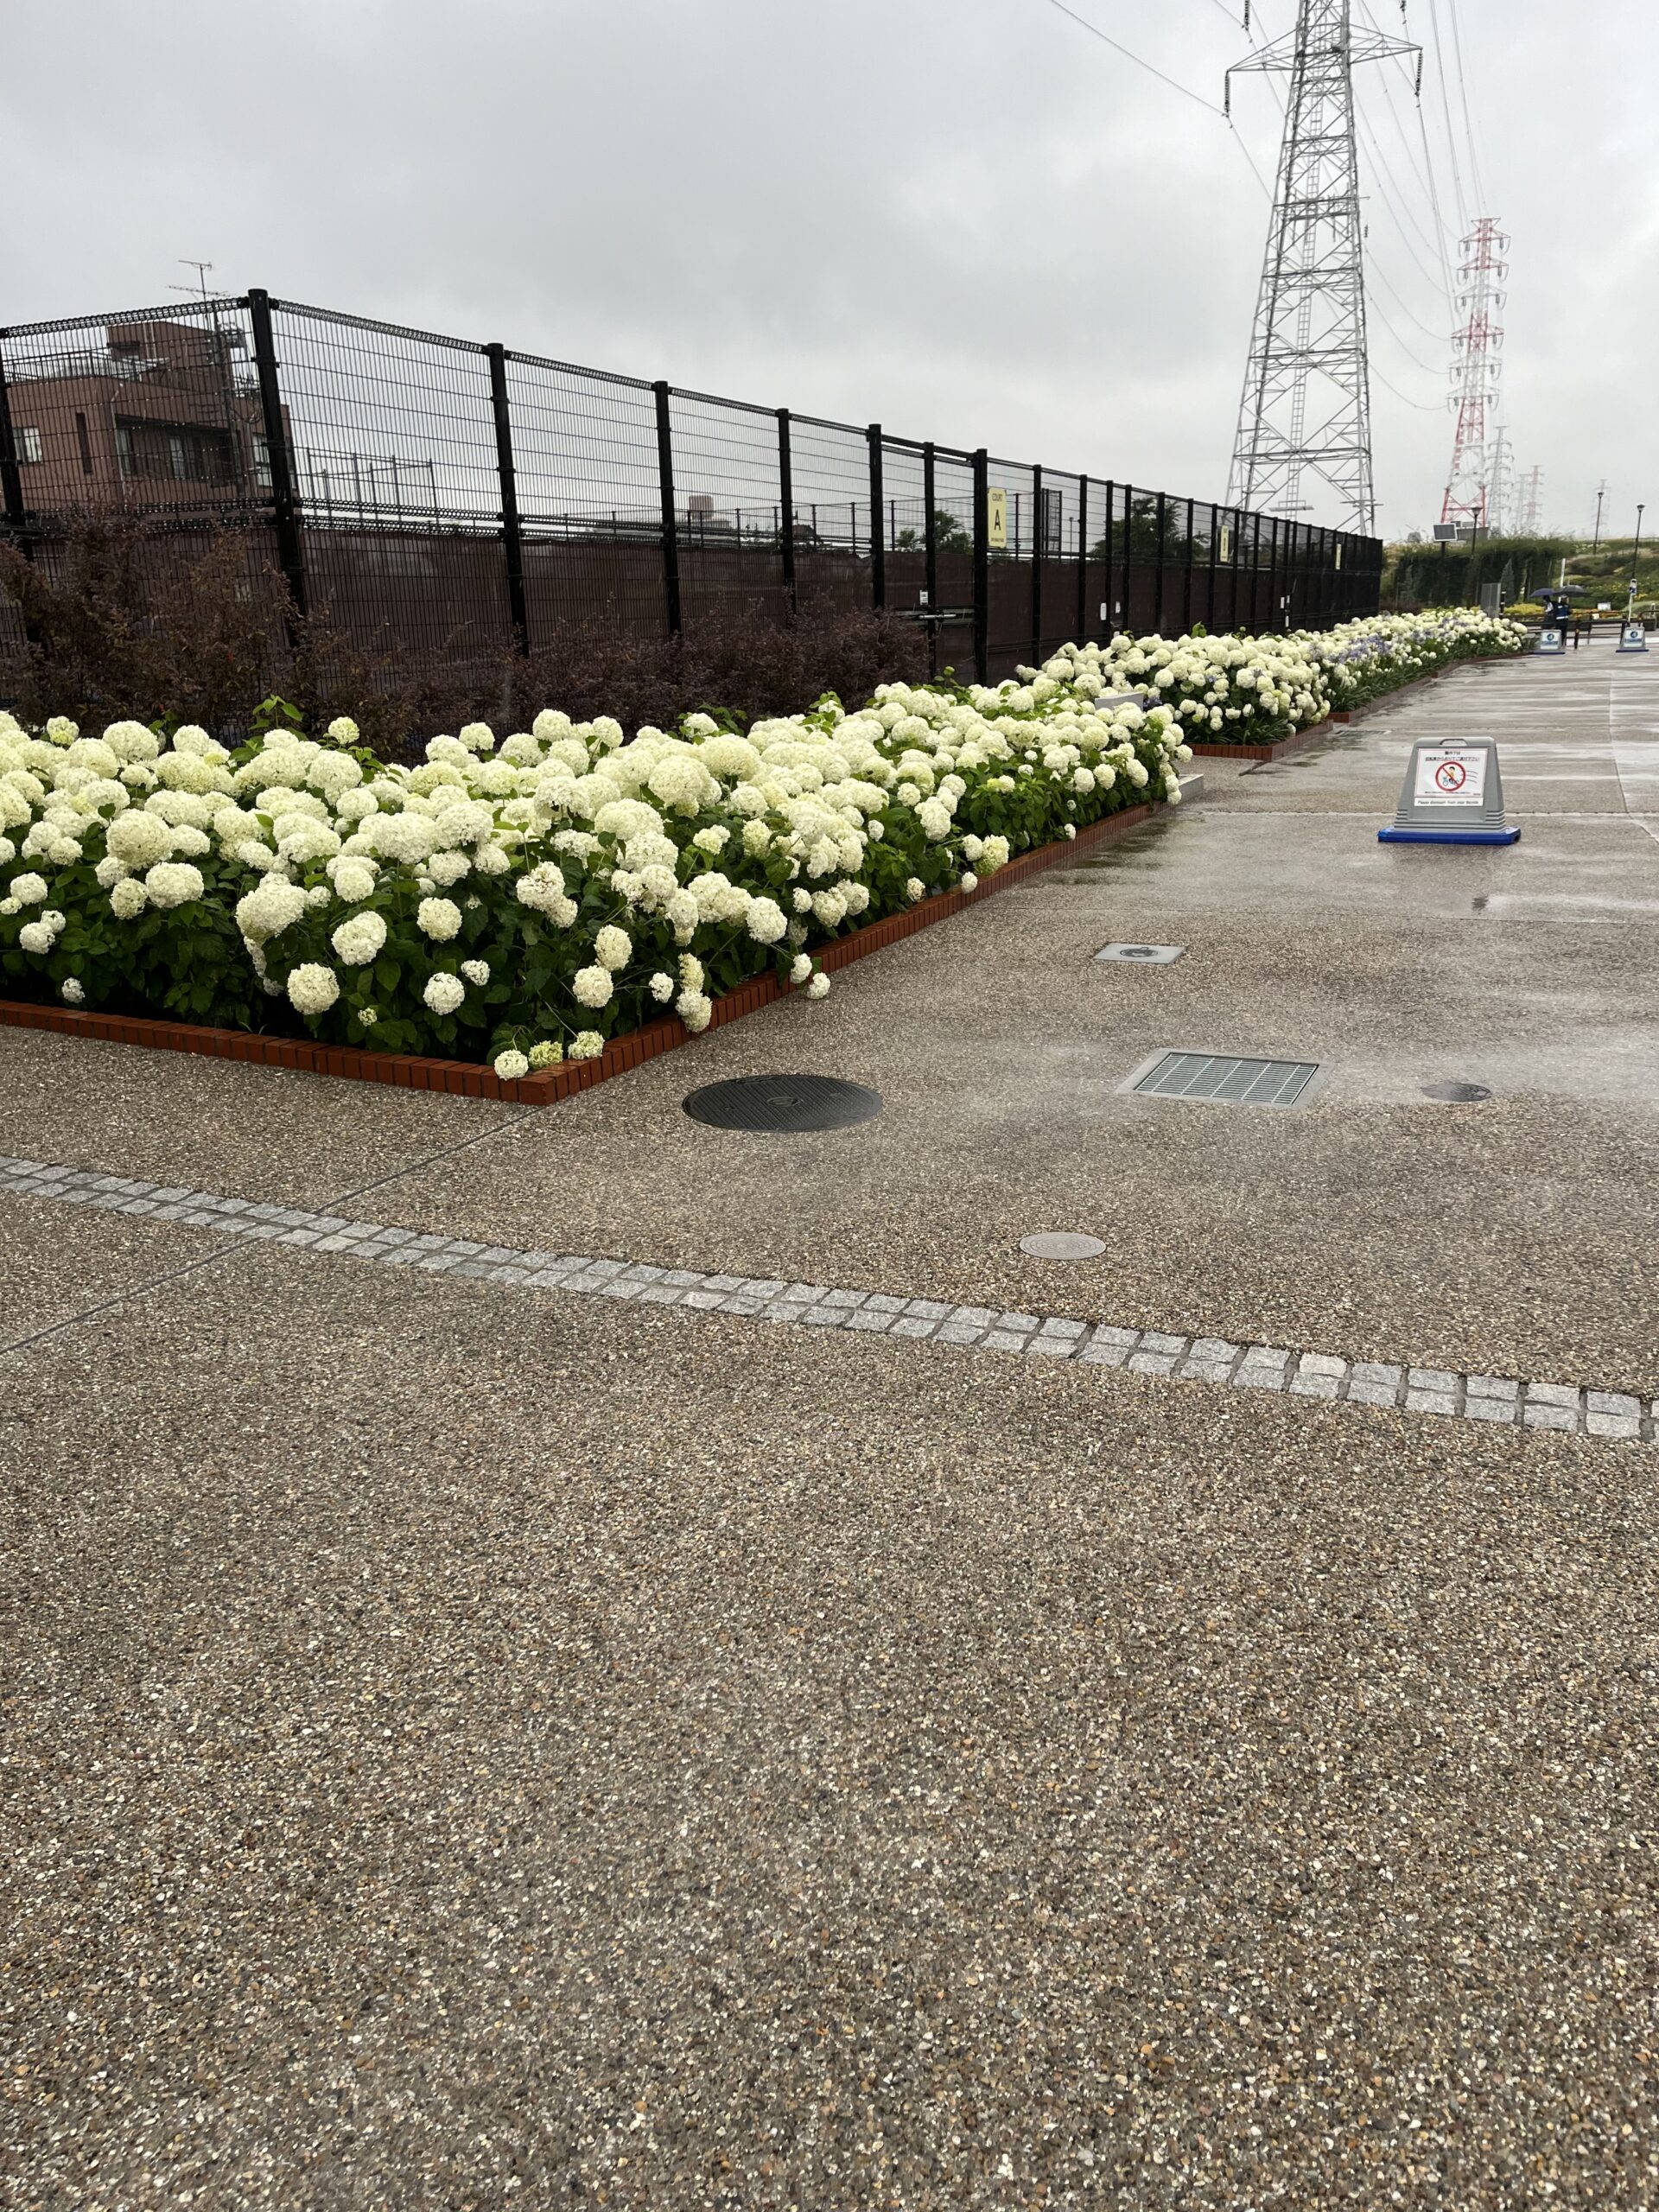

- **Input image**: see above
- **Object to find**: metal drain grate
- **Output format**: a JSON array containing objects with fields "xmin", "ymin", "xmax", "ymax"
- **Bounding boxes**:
[
  {"xmin": 683, "ymin": 1073, "xmax": 883, "ymax": 1132},
  {"xmin": 1128, "ymin": 1052, "xmax": 1319, "ymax": 1108},
  {"xmin": 1096, "ymin": 942, "xmax": 1184, "ymax": 964}
]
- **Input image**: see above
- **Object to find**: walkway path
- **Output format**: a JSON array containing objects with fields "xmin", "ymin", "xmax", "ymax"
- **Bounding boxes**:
[{"xmin": 3, "ymin": 641, "xmax": 1657, "ymax": 2208}]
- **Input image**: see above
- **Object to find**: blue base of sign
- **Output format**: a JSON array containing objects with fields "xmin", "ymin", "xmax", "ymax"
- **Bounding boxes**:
[
  {"xmin": 1377, "ymin": 826, "xmax": 1522, "ymax": 845},
  {"xmin": 1618, "ymin": 645, "xmax": 1649, "ymax": 654}
]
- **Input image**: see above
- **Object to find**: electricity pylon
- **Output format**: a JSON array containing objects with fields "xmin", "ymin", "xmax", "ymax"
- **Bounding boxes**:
[
  {"xmin": 1439, "ymin": 219, "xmax": 1508, "ymax": 532},
  {"xmin": 1226, "ymin": 0, "xmax": 1421, "ymax": 531}
]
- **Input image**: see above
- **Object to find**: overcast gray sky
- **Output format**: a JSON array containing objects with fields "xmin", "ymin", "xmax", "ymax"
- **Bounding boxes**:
[{"xmin": 6, "ymin": 1, "xmax": 1653, "ymax": 541}]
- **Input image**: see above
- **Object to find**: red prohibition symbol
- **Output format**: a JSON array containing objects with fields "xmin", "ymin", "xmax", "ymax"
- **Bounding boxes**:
[{"xmin": 1433, "ymin": 759, "xmax": 1468, "ymax": 793}]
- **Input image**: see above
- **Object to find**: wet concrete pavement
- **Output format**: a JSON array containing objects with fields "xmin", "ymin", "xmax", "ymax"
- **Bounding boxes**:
[{"xmin": 4, "ymin": 639, "xmax": 1658, "ymax": 2207}]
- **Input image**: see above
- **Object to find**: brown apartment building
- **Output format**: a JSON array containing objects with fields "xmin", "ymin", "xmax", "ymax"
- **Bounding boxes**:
[{"xmin": 4, "ymin": 317, "xmax": 276, "ymax": 515}]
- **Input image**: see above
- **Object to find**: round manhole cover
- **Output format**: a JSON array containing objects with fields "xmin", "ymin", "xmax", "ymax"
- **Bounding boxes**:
[
  {"xmin": 683, "ymin": 1073, "xmax": 883, "ymax": 1132},
  {"xmin": 1020, "ymin": 1232, "xmax": 1107, "ymax": 1261},
  {"xmin": 1421, "ymin": 1080, "xmax": 1491, "ymax": 1103}
]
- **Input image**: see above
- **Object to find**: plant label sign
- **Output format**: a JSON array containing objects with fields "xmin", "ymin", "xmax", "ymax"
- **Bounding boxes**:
[
  {"xmin": 1413, "ymin": 746, "xmax": 1487, "ymax": 807},
  {"xmin": 1619, "ymin": 622, "xmax": 1649, "ymax": 653},
  {"xmin": 1536, "ymin": 626, "xmax": 1565, "ymax": 655},
  {"xmin": 1380, "ymin": 735, "xmax": 1518, "ymax": 846}
]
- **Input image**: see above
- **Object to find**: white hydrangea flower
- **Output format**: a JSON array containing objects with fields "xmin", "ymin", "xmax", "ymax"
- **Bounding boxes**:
[
  {"xmin": 235, "ymin": 877, "xmax": 307, "ymax": 943},
  {"xmin": 573, "ymin": 964, "xmax": 613, "ymax": 1008},
  {"xmin": 790, "ymin": 953, "xmax": 812, "ymax": 985},
  {"xmin": 493, "ymin": 1049, "xmax": 531, "ymax": 1080},
  {"xmin": 18, "ymin": 921, "xmax": 54, "ymax": 954},
  {"xmin": 960, "ymin": 871, "xmax": 979, "ymax": 893},
  {"xmin": 460, "ymin": 958, "xmax": 490, "ymax": 987},
  {"xmin": 143, "ymin": 862, "xmax": 205, "ymax": 910},
  {"xmin": 805, "ymin": 972, "xmax": 830, "ymax": 1001},
  {"xmin": 905, "ymin": 877, "xmax": 926, "ymax": 902},
  {"xmin": 746, "ymin": 897, "xmax": 787, "ymax": 944},
  {"xmin": 326, "ymin": 716, "xmax": 360, "ymax": 745},
  {"xmin": 416, "ymin": 896, "xmax": 463, "ymax": 941},
  {"xmin": 9, "ymin": 871, "xmax": 48, "ymax": 906},
  {"xmin": 648, "ymin": 971, "xmax": 675, "ymax": 1002},
  {"xmin": 528, "ymin": 1039, "xmax": 563, "ymax": 1067},
  {"xmin": 593, "ymin": 924, "xmax": 632, "ymax": 971},
  {"xmin": 286, "ymin": 963, "xmax": 340, "ymax": 1015},
  {"xmin": 60, "ymin": 976, "xmax": 85, "ymax": 1006},
  {"xmin": 423, "ymin": 972, "xmax": 466, "ymax": 1015},
  {"xmin": 330, "ymin": 857, "xmax": 378, "ymax": 903},
  {"xmin": 514, "ymin": 861, "xmax": 568, "ymax": 914},
  {"xmin": 569, "ymin": 1031, "xmax": 604, "ymax": 1059},
  {"xmin": 675, "ymin": 988, "xmax": 712, "ymax": 1033},
  {"xmin": 110, "ymin": 878, "xmax": 149, "ymax": 919},
  {"xmin": 331, "ymin": 912, "xmax": 388, "ymax": 967}
]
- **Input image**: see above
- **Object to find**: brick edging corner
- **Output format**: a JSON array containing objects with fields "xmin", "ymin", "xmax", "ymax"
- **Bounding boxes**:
[{"xmin": 0, "ymin": 798, "xmax": 1160, "ymax": 1108}]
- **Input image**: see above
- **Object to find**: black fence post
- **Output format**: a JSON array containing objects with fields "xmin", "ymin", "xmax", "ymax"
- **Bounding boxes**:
[
  {"xmin": 972, "ymin": 448, "xmax": 988, "ymax": 683},
  {"xmin": 485, "ymin": 343, "xmax": 528, "ymax": 655},
  {"xmin": 867, "ymin": 424, "xmax": 885, "ymax": 610},
  {"xmin": 1182, "ymin": 498, "xmax": 1195, "ymax": 631},
  {"xmin": 1076, "ymin": 474, "xmax": 1089, "ymax": 643},
  {"xmin": 776, "ymin": 408, "xmax": 796, "ymax": 614},
  {"xmin": 246, "ymin": 289, "xmax": 307, "ymax": 624},
  {"xmin": 1249, "ymin": 512, "xmax": 1262, "ymax": 632},
  {"xmin": 1153, "ymin": 492, "xmax": 1166, "ymax": 633},
  {"xmin": 0, "ymin": 346, "xmax": 31, "ymax": 564},
  {"xmin": 1030, "ymin": 462, "xmax": 1044, "ymax": 663},
  {"xmin": 652, "ymin": 380, "xmax": 682, "ymax": 637},
  {"xmin": 922, "ymin": 442, "xmax": 937, "ymax": 614},
  {"xmin": 1206, "ymin": 504, "xmax": 1219, "ymax": 630},
  {"xmin": 1122, "ymin": 482, "xmax": 1135, "ymax": 637}
]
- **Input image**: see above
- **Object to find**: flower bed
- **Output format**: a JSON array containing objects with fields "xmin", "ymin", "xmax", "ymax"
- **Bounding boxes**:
[
  {"xmin": 1051, "ymin": 607, "xmax": 1529, "ymax": 749},
  {"xmin": 0, "ymin": 608, "xmax": 1522, "ymax": 1073}
]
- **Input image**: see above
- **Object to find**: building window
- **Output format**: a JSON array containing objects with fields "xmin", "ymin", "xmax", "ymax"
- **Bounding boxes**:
[
  {"xmin": 15, "ymin": 426, "xmax": 42, "ymax": 464},
  {"xmin": 251, "ymin": 432, "xmax": 272, "ymax": 493},
  {"xmin": 116, "ymin": 423, "xmax": 135, "ymax": 476},
  {"xmin": 74, "ymin": 410, "xmax": 93, "ymax": 476}
]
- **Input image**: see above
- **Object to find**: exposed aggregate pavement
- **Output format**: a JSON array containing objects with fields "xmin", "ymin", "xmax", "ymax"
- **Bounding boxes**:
[{"xmin": 3, "ymin": 650, "xmax": 1659, "ymax": 2206}]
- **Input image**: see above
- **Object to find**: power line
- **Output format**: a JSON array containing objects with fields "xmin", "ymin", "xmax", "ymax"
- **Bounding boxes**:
[
  {"xmin": 1371, "ymin": 362, "xmax": 1446, "ymax": 413},
  {"xmin": 1424, "ymin": 0, "xmax": 1469, "ymax": 234},
  {"xmin": 1043, "ymin": 0, "xmax": 1228, "ymax": 115},
  {"xmin": 1367, "ymin": 254, "xmax": 1449, "ymax": 345},
  {"xmin": 1042, "ymin": 1, "xmax": 1270, "ymax": 197},
  {"xmin": 1445, "ymin": 0, "xmax": 1489, "ymax": 213}
]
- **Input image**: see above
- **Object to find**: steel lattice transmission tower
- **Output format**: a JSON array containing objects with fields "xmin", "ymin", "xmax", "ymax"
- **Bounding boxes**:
[
  {"xmin": 1518, "ymin": 465, "xmax": 1543, "ymax": 536},
  {"xmin": 1439, "ymin": 217, "xmax": 1509, "ymax": 531},
  {"xmin": 1226, "ymin": 1, "xmax": 1420, "ymax": 531}
]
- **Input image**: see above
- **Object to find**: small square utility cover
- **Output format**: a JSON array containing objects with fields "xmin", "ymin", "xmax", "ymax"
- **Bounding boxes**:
[{"xmin": 1096, "ymin": 942, "xmax": 1185, "ymax": 964}]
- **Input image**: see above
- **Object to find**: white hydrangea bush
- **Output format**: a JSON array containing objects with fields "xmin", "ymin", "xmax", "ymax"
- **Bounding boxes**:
[
  {"xmin": 1039, "ymin": 607, "xmax": 1526, "ymax": 746},
  {"xmin": 0, "ymin": 608, "xmax": 1522, "ymax": 1065},
  {"xmin": 0, "ymin": 690, "xmax": 1179, "ymax": 1063}
]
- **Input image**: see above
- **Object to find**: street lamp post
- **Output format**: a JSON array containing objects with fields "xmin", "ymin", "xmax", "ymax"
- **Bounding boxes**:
[{"xmin": 1631, "ymin": 504, "xmax": 1646, "ymax": 614}]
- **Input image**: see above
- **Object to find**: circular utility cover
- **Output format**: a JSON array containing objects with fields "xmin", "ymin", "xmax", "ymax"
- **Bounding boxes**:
[
  {"xmin": 1020, "ymin": 1231, "xmax": 1107, "ymax": 1260},
  {"xmin": 683, "ymin": 1072, "xmax": 882, "ymax": 1132},
  {"xmin": 1421, "ymin": 1080, "xmax": 1491, "ymax": 1103}
]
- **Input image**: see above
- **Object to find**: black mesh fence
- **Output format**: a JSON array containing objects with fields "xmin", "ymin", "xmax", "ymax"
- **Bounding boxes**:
[{"xmin": 0, "ymin": 289, "xmax": 1385, "ymax": 696}]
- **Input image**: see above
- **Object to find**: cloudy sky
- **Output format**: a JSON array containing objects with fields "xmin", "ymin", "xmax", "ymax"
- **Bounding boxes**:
[{"xmin": 6, "ymin": 0, "xmax": 1653, "ymax": 541}]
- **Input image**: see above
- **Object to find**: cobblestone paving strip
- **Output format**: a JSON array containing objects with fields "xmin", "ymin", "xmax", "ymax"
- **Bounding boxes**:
[{"xmin": 0, "ymin": 1154, "xmax": 1650, "ymax": 1443}]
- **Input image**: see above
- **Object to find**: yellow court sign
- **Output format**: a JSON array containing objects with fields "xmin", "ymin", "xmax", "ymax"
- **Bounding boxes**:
[{"xmin": 988, "ymin": 486, "xmax": 1007, "ymax": 549}]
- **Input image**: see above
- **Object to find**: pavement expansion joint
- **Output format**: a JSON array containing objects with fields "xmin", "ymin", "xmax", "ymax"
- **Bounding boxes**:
[{"xmin": 0, "ymin": 1155, "xmax": 1650, "ymax": 1445}]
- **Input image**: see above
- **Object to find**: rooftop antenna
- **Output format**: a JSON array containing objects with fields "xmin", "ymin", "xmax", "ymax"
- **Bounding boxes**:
[{"xmin": 168, "ymin": 258, "xmax": 217, "ymax": 302}]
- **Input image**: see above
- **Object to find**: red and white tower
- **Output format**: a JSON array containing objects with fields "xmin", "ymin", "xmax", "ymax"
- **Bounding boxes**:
[{"xmin": 1440, "ymin": 217, "xmax": 1508, "ymax": 531}]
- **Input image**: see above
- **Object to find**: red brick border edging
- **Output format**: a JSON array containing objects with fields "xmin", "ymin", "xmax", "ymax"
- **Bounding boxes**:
[{"xmin": 0, "ymin": 798, "xmax": 1160, "ymax": 1108}]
